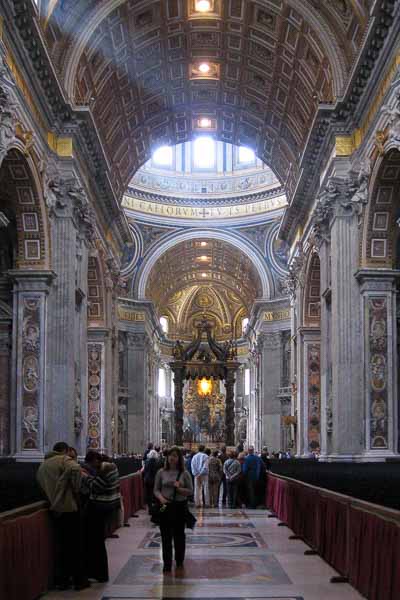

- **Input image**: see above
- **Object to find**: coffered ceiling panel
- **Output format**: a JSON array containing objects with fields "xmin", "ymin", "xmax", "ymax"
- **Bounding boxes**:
[{"xmin": 43, "ymin": 0, "xmax": 371, "ymax": 200}]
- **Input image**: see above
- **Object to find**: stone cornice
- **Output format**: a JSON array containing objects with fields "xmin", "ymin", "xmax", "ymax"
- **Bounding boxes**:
[{"xmin": 126, "ymin": 183, "xmax": 285, "ymax": 208}]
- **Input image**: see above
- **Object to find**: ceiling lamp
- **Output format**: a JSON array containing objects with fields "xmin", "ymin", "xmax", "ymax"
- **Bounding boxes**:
[
  {"xmin": 199, "ymin": 117, "xmax": 212, "ymax": 128},
  {"xmin": 197, "ymin": 255, "xmax": 209, "ymax": 261},
  {"xmin": 198, "ymin": 377, "xmax": 212, "ymax": 396},
  {"xmin": 200, "ymin": 241, "xmax": 208, "ymax": 247},
  {"xmin": 196, "ymin": 0, "xmax": 211, "ymax": 12},
  {"xmin": 201, "ymin": 272, "xmax": 207, "ymax": 278},
  {"xmin": 199, "ymin": 62, "xmax": 211, "ymax": 74}
]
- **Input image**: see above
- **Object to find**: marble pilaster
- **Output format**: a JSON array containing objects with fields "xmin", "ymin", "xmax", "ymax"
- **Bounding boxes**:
[
  {"xmin": 356, "ymin": 270, "xmax": 399, "ymax": 458},
  {"xmin": 8, "ymin": 270, "xmax": 55, "ymax": 459}
]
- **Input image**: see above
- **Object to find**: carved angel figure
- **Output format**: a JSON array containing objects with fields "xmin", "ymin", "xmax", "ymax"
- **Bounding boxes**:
[
  {"xmin": 0, "ymin": 87, "xmax": 17, "ymax": 161},
  {"xmin": 381, "ymin": 89, "xmax": 400, "ymax": 143}
]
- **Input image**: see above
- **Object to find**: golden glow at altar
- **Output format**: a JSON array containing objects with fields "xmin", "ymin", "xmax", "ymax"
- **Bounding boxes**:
[{"xmin": 198, "ymin": 377, "xmax": 212, "ymax": 396}]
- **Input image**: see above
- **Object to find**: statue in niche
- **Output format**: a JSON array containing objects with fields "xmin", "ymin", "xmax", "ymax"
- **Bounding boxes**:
[{"xmin": 173, "ymin": 340, "xmax": 184, "ymax": 360}]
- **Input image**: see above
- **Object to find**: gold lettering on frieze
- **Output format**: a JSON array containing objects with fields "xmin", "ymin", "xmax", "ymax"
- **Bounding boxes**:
[
  {"xmin": 264, "ymin": 309, "xmax": 290, "ymax": 322},
  {"xmin": 122, "ymin": 195, "xmax": 287, "ymax": 219},
  {"xmin": 118, "ymin": 307, "xmax": 145, "ymax": 322}
]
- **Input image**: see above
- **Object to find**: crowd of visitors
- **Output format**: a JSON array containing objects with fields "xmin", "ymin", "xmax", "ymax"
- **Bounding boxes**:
[
  {"xmin": 36, "ymin": 440, "xmax": 277, "ymax": 587},
  {"xmin": 143, "ymin": 443, "xmax": 270, "ymax": 513},
  {"xmin": 36, "ymin": 442, "xmax": 121, "ymax": 591}
]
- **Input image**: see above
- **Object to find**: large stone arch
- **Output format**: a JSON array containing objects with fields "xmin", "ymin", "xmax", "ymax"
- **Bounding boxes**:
[{"xmin": 135, "ymin": 229, "xmax": 273, "ymax": 301}]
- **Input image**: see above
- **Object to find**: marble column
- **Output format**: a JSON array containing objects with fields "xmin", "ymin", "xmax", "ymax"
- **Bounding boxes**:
[
  {"xmin": 8, "ymin": 270, "xmax": 55, "ymax": 459},
  {"xmin": 172, "ymin": 365, "xmax": 184, "ymax": 446},
  {"xmin": 126, "ymin": 332, "xmax": 147, "ymax": 452},
  {"xmin": 0, "ymin": 317, "xmax": 11, "ymax": 455},
  {"xmin": 328, "ymin": 189, "xmax": 364, "ymax": 459},
  {"xmin": 225, "ymin": 369, "xmax": 236, "ymax": 446},
  {"xmin": 318, "ymin": 239, "xmax": 332, "ymax": 457},
  {"xmin": 260, "ymin": 332, "xmax": 282, "ymax": 454},
  {"xmin": 46, "ymin": 195, "xmax": 79, "ymax": 449},
  {"xmin": 298, "ymin": 328, "xmax": 321, "ymax": 455}
]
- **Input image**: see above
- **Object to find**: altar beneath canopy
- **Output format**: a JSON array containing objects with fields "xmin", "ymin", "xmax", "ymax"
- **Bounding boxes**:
[
  {"xmin": 183, "ymin": 378, "xmax": 226, "ymax": 446},
  {"xmin": 170, "ymin": 318, "xmax": 240, "ymax": 446}
]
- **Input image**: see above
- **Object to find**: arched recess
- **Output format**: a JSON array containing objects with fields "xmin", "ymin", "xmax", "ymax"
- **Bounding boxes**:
[
  {"xmin": 0, "ymin": 148, "xmax": 50, "ymax": 270},
  {"xmin": 87, "ymin": 255, "xmax": 106, "ymax": 327},
  {"xmin": 0, "ymin": 147, "xmax": 50, "ymax": 455},
  {"xmin": 136, "ymin": 229, "xmax": 272, "ymax": 300},
  {"xmin": 362, "ymin": 149, "xmax": 400, "ymax": 268},
  {"xmin": 301, "ymin": 248, "xmax": 321, "ymax": 453},
  {"xmin": 303, "ymin": 251, "xmax": 321, "ymax": 327}
]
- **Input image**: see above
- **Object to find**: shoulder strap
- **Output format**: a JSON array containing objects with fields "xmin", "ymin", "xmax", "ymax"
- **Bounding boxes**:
[{"xmin": 172, "ymin": 470, "xmax": 182, "ymax": 500}]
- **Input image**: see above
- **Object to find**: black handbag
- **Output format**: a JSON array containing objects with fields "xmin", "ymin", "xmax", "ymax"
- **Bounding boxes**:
[{"xmin": 184, "ymin": 504, "xmax": 197, "ymax": 530}]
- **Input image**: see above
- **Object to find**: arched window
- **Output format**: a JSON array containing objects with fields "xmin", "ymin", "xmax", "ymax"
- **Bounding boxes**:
[
  {"xmin": 238, "ymin": 146, "xmax": 255, "ymax": 164},
  {"xmin": 158, "ymin": 368, "xmax": 166, "ymax": 398},
  {"xmin": 160, "ymin": 316, "xmax": 169, "ymax": 334},
  {"xmin": 193, "ymin": 137, "xmax": 215, "ymax": 169},
  {"xmin": 242, "ymin": 317, "xmax": 249, "ymax": 334},
  {"xmin": 152, "ymin": 146, "xmax": 173, "ymax": 167}
]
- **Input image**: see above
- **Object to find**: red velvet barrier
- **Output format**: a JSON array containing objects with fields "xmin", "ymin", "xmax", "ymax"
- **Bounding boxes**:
[
  {"xmin": 267, "ymin": 472, "xmax": 400, "ymax": 600},
  {"xmin": 318, "ymin": 495, "xmax": 348, "ymax": 575},
  {"xmin": 120, "ymin": 471, "xmax": 144, "ymax": 522},
  {"xmin": 0, "ymin": 471, "xmax": 145, "ymax": 600},
  {"xmin": 348, "ymin": 507, "xmax": 400, "ymax": 600},
  {"xmin": 0, "ymin": 507, "xmax": 54, "ymax": 600}
]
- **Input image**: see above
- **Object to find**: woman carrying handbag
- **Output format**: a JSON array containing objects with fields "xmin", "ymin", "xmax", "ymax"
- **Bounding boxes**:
[{"xmin": 153, "ymin": 446, "xmax": 193, "ymax": 574}]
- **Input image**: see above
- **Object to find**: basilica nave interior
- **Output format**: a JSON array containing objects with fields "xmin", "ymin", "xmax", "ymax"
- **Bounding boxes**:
[{"xmin": 1, "ymin": 1, "xmax": 400, "ymax": 599}]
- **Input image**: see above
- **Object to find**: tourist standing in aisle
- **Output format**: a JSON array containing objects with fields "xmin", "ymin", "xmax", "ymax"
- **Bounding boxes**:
[
  {"xmin": 37, "ymin": 441, "xmax": 89, "ymax": 591},
  {"xmin": 243, "ymin": 446, "xmax": 263, "ymax": 509},
  {"xmin": 223, "ymin": 450, "xmax": 242, "ymax": 509},
  {"xmin": 208, "ymin": 449, "xmax": 223, "ymax": 508},
  {"xmin": 191, "ymin": 444, "xmax": 210, "ymax": 508},
  {"xmin": 154, "ymin": 446, "xmax": 193, "ymax": 574},
  {"xmin": 218, "ymin": 446, "xmax": 228, "ymax": 506},
  {"xmin": 81, "ymin": 451, "xmax": 121, "ymax": 583}
]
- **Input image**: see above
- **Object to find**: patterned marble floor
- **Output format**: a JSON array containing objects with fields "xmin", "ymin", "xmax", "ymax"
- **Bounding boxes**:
[{"xmin": 45, "ymin": 507, "xmax": 363, "ymax": 600}]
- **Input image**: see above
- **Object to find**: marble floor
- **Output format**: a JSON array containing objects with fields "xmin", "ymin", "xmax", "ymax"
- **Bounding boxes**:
[{"xmin": 45, "ymin": 507, "xmax": 363, "ymax": 600}]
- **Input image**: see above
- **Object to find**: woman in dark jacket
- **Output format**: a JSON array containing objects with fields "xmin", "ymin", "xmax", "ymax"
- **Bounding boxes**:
[{"xmin": 154, "ymin": 446, "xmax": 193, "ymax": 574}]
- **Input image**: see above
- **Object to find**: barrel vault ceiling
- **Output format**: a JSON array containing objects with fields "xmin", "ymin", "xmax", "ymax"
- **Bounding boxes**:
[{"xmin": 42, "ymin": 0, "xmax": 371, "ymax": 199}]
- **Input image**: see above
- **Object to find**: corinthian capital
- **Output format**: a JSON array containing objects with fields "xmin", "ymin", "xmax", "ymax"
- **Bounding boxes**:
[
  {"xmin": 341, "ymin": 161, "xmax": 370, "ymax": 215},
  {"xmin": 0, "ymin": 57, "xmax": 17, "ymax": 166}
]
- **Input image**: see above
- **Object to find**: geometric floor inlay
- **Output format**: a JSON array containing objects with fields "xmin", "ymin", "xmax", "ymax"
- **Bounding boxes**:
[
  {"xmin": 140, "ymin": 531, "xmax": 266, "ymax": 549},
  {"xmin": 196, "ymin": 522, "xmax": 255, "ymax": 528},
  {"xmin": 103, "ymin": 597, "xmax": 304, "ymax": 600},
  {"xmin": 114, "ymin": 555, "xmax": 291, "ymax": 586}
]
